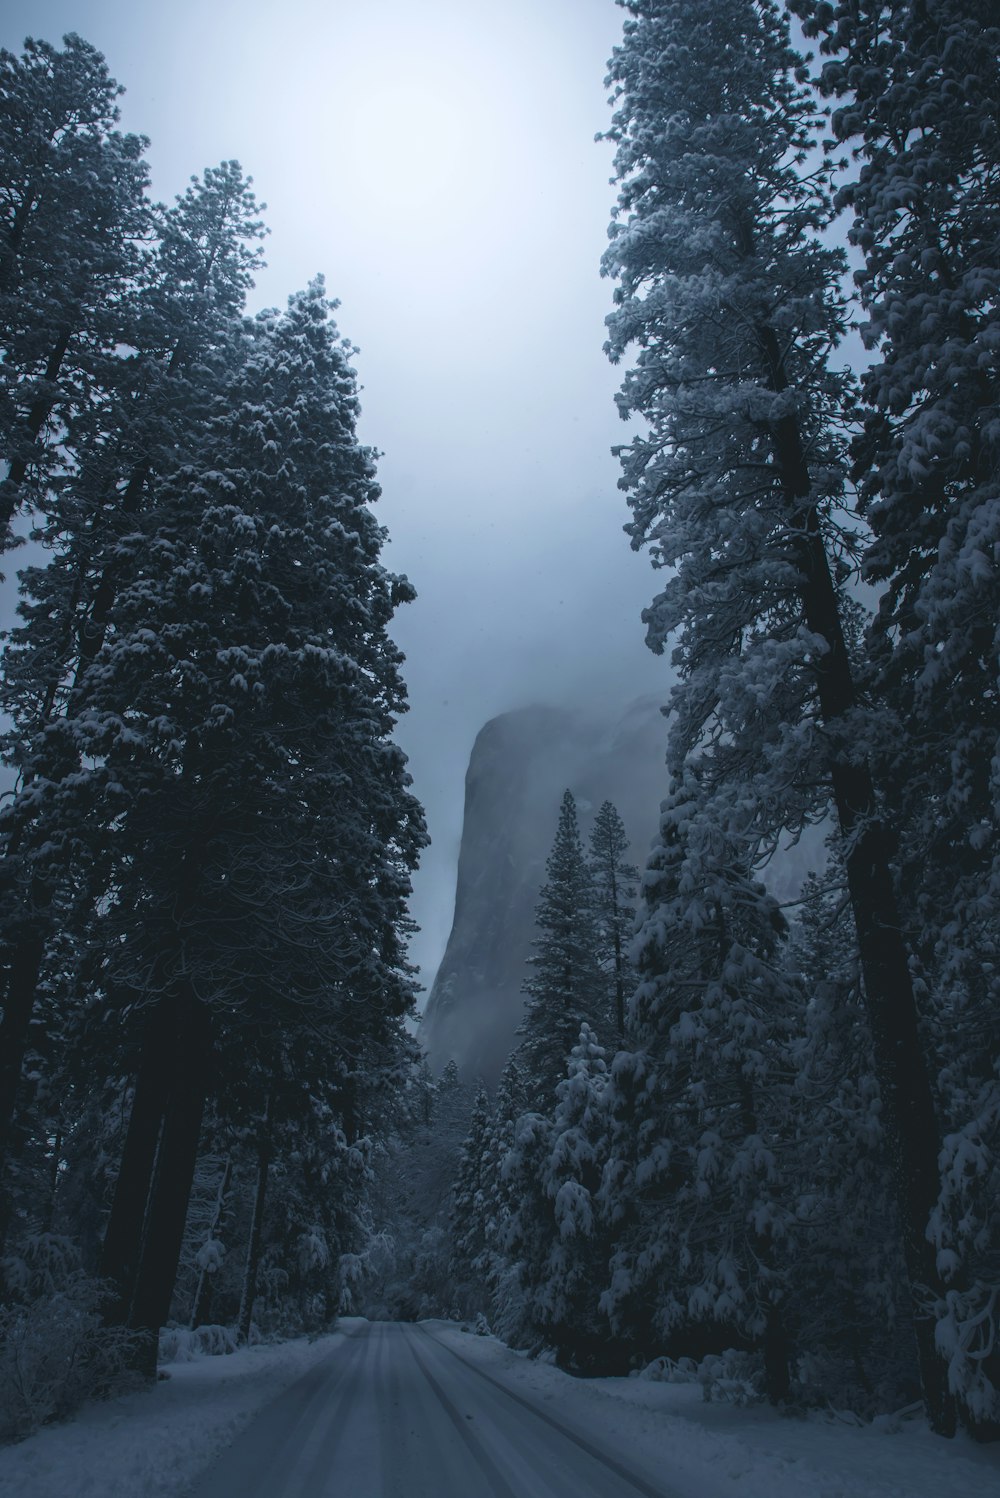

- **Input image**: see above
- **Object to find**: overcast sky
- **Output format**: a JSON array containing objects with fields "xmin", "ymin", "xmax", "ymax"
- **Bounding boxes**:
[{"xmin": 2, "ymin": 0, "xmax": 670, "ymax": 991}]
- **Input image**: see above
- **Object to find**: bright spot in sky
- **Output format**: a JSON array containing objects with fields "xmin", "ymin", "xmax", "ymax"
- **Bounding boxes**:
[
  {"xmin": 305, "ymin": 15, "xmax": 539, "ymax": 308},
  {"xmin": 355, "ymin": 78, "xmax": 481, "ymax": 208}
]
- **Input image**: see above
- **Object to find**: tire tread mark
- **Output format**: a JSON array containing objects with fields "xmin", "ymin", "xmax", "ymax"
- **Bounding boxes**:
[
  {"xmin": 273, "ymin": 1322, "xmax": 373, "ymax": 1498},
  {"xmin": 183, "ymin": 1326, "xmax": 366, "ymax": 1498},
  {"xmin": 414, "ymin": 1325, "xmax": 677, "ymax": 1498},
  {"xmin": 407, "ymin": 1332, "xmax": 521, "ymax": 1498}
]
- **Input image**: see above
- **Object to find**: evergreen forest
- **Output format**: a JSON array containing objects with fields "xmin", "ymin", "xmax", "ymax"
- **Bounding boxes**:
[{"xmin": 0, "ymin": 0, "xmax": 998, "ymax": 1456}]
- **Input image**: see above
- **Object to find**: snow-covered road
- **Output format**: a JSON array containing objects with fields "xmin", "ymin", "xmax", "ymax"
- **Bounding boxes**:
[
  {"xmin": 185, "ymin": 1320, "xmax": 674, "ymax": 1498},
  {"xmin": 2, "ymin": 1318, "xmax": 998, "ymax": 1497}
]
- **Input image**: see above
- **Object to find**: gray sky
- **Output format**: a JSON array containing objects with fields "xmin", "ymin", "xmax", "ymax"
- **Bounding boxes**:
[{"xmin": 2, "ymin": 0, "xmax": 669, "ymax": 992}]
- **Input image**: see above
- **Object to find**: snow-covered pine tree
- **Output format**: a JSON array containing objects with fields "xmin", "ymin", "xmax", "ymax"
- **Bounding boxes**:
[
  {"xmin": 588, "ymin": 799, "xmax": 638, "ymax": 1038},
  {"xmin": 75, "ymin": 280, "xmax": 425, "ymax": 1369},
  {"xmin": 478, "ymin": 1055, "xmax": 527, "ymax": 1335},
  {"xmin": 496, "ymin": 1104, "xmax": 554, "ymax": 1353},
  {"xmin": 518, "ymin": 791, "xmax": 608, "ymax": 1104},
  {"xmin": 352, "ymin": 1055, "xmax": 480, "ymax": 1320},
  {"xmin": 0, "ymin": 161, "xmax": 266, "ymax": 1232},
  {"xmin": 449, "ymin": 1082, "xmax": 492, "ymax": 1304},
  {"xmin": 793, "ymin": 0, "xmax": 1000, "ymax": 1429},
  {"xmin": 538, "ymin": 1024, "xmax": 616, "ymax": 1370},
  {"xmin": 602, "ymin": 0, "xmax": 952, "ymax": 1429},
  {"xmin": 0, "ymin": 33, "xmax": 150, "ymax": 541},
  {"xmin": 501, "ymin": 1026, "xmax": 618, "ymax": 1368},
  {"xmin": 600, "ymin": 774, "xmax": 795, "ymax": 1400}
]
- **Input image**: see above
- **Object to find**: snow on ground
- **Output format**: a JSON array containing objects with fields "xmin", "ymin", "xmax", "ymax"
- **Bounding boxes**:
[
  {"xmin": 427, "ymin": 1321, "xmax": 1000, "ymax": 1498},
  {"xmin": 0, "ymin": 1323, "xmax": 351, "ymax": 1498},
  {"xmin": 1, "ymin": 1317, "xmax": 998, "ymax": 1498}
]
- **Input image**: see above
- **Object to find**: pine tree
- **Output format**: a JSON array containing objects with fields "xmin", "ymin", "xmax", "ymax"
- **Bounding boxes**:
[
  {"xmin": 792, "ymin": 0, "xmax": 1000, "ymax": 1428},
  {"xmin": 71, "ymin": 280, "xmax": 426, "ymax": 1368},
  {"xmin": 478, "ymin": 1055, "xmax": 527, "ymax": 1335},
  {"xmin": 517, "ymin": 791, "xmax": 608, "ymax": 1104},
  {"xmin": 539, "ymin": 1025, "xmax": 616, "ymax": 1369},
  {"xmin": 588, "ymin": 800, "xmax": 638, "ymax": 1038},
  {"xmin": 600, "ymin": 775, "xmax": 795, "ymax": 1399},
  {"xmin": 0, "ymin": 34, "xmax": 150, "ymax": 541},
  {"xmin": 602, "ymin": 0, "xmax": 952, "ymax": 1429},
  {"xmin": 0, "ymin": 161, "xmax": 266, "ymax": 1216},
  {"xmin": 450, "ymin": 1082, "xmax": 492, "ymax": 1300}
]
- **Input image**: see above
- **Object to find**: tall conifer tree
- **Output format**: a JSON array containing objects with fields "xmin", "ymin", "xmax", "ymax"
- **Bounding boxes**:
[
  {"xmin": 602, "ymin": 0, "xmax": 952, "ymax": 1428},
  {"xmin": 0, "ymin": 34, "xmax": 150, "ymax": 541},
  {"xmin": 84, "ymin": 281, "xmax": 425, "ymax": 1366},
  {"xmin": 0, "ymin": 160, "xmax": 266, "ymax": 1219},
  {"xmin": 518, "ymin": 791, "xmax": 607, "ymax": 1104},
  {"xmin": 792, "ymin": 0, "xmax": 1000, "ymax": 1426}
]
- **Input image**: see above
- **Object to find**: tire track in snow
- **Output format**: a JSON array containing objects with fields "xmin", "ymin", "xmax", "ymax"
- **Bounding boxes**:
[
  {"xmin": 405, "ymin": 1332, "xmax": 522, "ymax": 1498},
  {"xmin": 270, "ymin": 1318, "xmax": 375, "ymax": 1498},
  {"xmin": 415, "ymin": 1323, "xmax": 678, "ymax": 1498},
  {"xmin": 183, "ymin": 1320, "xmax": 368, "ymax": 1498}
]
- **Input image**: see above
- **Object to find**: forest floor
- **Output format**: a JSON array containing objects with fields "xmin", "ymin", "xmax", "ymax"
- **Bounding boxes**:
[{"xmin": 0, "ymin": 1318, "xmax": 997, "ymax": 1497}]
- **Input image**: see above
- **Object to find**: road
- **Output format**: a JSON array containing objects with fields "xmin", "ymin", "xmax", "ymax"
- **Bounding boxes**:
[{"xmin": 184, "ymin": 1319, "xmax": 677, "ymax": 1498}]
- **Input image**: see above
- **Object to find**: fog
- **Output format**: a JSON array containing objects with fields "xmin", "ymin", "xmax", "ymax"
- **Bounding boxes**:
[{"xmin": 1, "ymin": 0, "xmax": 670, "ymax": 992}]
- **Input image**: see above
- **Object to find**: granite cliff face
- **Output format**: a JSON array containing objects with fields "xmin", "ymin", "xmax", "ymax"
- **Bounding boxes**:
[{"xmin": 419, "ymin": 698, "xmax": 670, "ymax": 1085}]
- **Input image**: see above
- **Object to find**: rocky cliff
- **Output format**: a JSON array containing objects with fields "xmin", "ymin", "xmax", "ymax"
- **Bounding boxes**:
[{"xmin": 419, "ymin": 698, "xmax": 670, "ymax": 1085}]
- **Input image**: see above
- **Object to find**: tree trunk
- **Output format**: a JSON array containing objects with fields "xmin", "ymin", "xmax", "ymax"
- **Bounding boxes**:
[
  {"xmin": 126, "ymin": 986, "xmax": 211, "ymax": 1379},
  {"xmin": 43, "ymin": 1125, "xmax": 63, "ymax": 1235},
  {"xmin": 191, "ymin": 1153, "xmax": 233, "ymax": 1329},
  {"xmin": 763, "ymin": 1307, "xmax": 791, "ymax": 1406},
  {"xmin": 611, "ymin": 918, "xmax": 626, "ymax": 1039},
  {"xmin": 237, "ymin": 1092, "xmax": 274, "ymax": 1345},
  {"xmin": 0, "ymin": 880, "xmax": 54, "ymax": 1255},
  {"xmin": 0, "ymin": 926, "xmax": 46, "ymax": 1170},
  {"xmin": 0, "ymin": 325, "xmax": 73, "ymax": 530},
  {"xmin": 759, "ymin": 328, "xmax": 954, "ymax": 1434},
  {"xmin": 98, "ymin": 998, "xmax": 176, "ymax": 1323}
]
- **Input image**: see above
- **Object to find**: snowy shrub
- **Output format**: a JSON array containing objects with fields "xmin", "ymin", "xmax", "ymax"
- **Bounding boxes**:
[
  {"xmin": 158, "ymin": 1323, "xmax": 239, "ymax": 1364},
  {"xmin": 696, "ymin": 1349, "xmax": 765, "ymax": 1405},
  {"xmin": 0, "ymin": 1276, "xmax": 140, "ymax": 1443},
  {"xmin": 793, "ymin": 1344, "xmax": 917, "ymax": 1423},
  {"xmin": 195, "ymin": 1237, "xmax": 226, "ymax": 1276},
  {"xmin": 337, "ymin": 1252, "xmax": 366, "ymax": 1314},
  {"xmin": 489, "ymin": 1260, "xmax": 533, "ymax": 1350},
  {"xmin": 1, "ymin": 1235, "xmax": 81, "ymax": 1301},
  {"xmin": 297, "ymin": 1228, "xmax": 330, "ymax": 1276},
  {"xmin": 638, "ymin": 1354, "xmax": 698, "ymax": 1384}
]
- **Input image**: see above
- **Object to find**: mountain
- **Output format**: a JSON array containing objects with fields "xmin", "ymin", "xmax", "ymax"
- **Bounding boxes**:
[{"xmin": 419, "ymin": 697, "xmax": 670, "ymax": 1085}]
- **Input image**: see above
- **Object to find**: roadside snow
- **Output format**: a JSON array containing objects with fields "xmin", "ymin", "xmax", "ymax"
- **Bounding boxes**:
[
  {"xmin": 425, "ymin": 1321, "xmax": 1000, "ymax": 1498},
  {"xmin": 0, "ymin": 1324, "xmax": 349, "ymax": 1498}
]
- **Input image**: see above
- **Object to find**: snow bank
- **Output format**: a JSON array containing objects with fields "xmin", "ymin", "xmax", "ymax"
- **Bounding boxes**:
[
  {"xmin": 0, "ymin": 1324, "xmax": 350, "ymax": 1498},
  {"xmin": 425, "ymin": 1321, "xmax": 1000, "ymax": 1498}
]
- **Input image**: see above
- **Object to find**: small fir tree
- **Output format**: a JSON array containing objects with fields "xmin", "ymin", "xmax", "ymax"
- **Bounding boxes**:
[{"xmin": 517, "ymin": 791, "xmax": 608, "ymax": 1104}]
